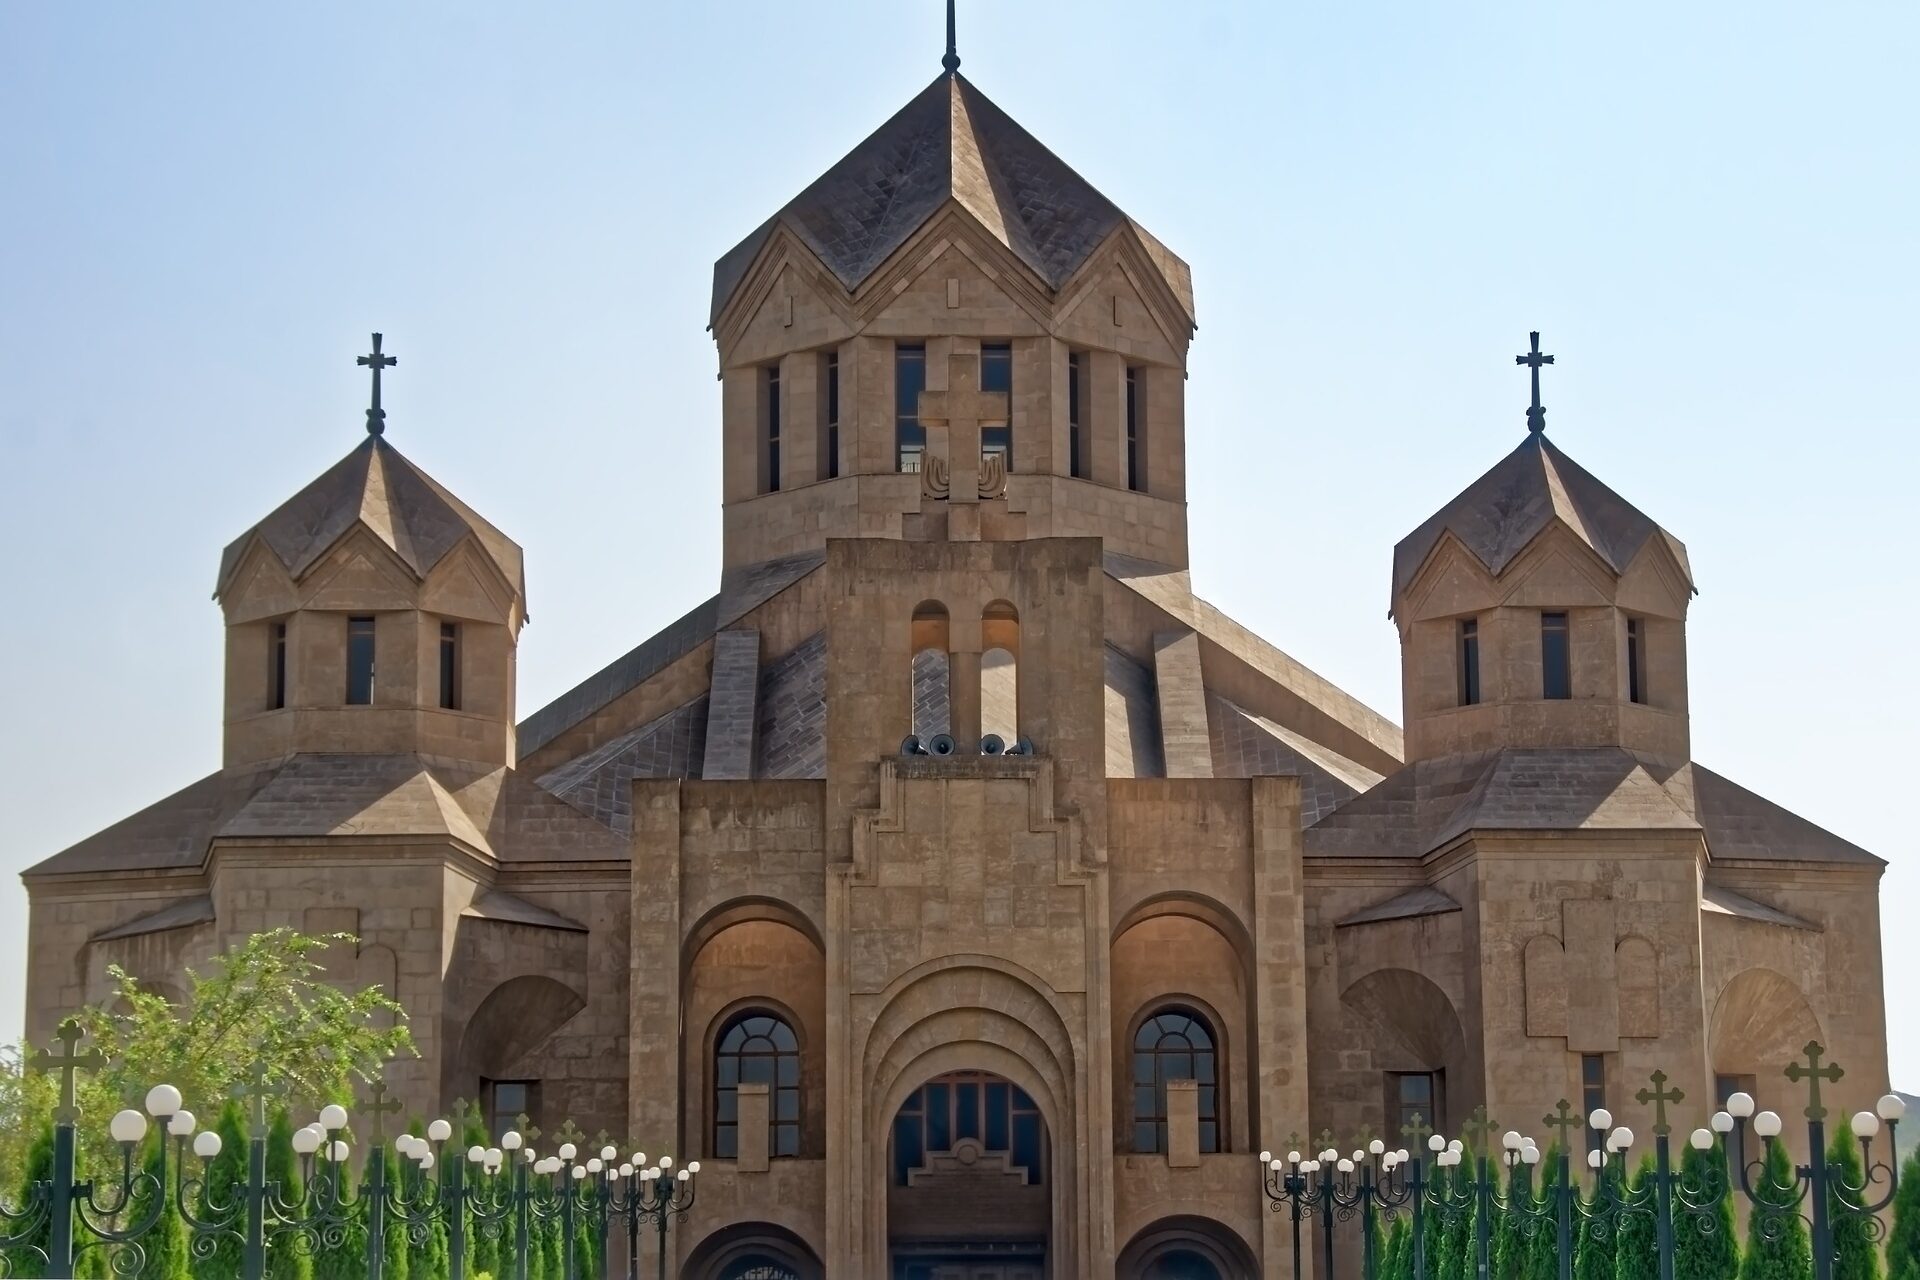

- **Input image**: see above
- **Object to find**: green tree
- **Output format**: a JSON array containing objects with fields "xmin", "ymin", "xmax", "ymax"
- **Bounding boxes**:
[
  {"xmin": 363, "ymin": 1145, "xmax": 409, "ymax": 1280},
  {"xmin": 125, "ymin": 1131, "xmax": 190, "ymax": 1280},
  {"xmin": 1674, "ymin": 1139, "xmax": 1738, "ymax": 1280},
  {"xmin": 188, "ymin": 1101, "xmax": 247, "ymax": 1280},
  {"xmin": 1613, "ymin": 1155, "xmax": 1658, "ymax": 1280},
  {"xmin": 263, "ymin": 1108, "xmax": 313, "ymax": 1280},
  {"xmin": 1576, "ymin": 1162, "xmax": 1622, "ymax": 1280},
  {"xmin": 2, "ymin": 1124, "xmax": 55, "ymax": 1278},
  {"xmin": 1524, "ymin": 1146, "xmax": 1565, "ymax": 1280},
  {"xmin": 1383, "ymin": 1211, "xmax": 1411, "ymax": 1280},
  {"xmin": 1739, "ymin": 1139, "xmax": 1811, "ymax": 1280},
  {"xmin": 1827, "ymin": 1119, "xmax": 1882, "ymax": 1280},
  {"xmin": 1494, "ymin": 1160, "xmax": 1527, "ymax": 1280},
  {"xmin": 1888, "ymin": 1148, "xmax": 1920, "ymax": 1280}
]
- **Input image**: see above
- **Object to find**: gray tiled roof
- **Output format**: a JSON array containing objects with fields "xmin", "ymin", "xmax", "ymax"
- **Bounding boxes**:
[
  {"xmin": 1391, "ymin": 433, "xmax": 1694, "ymax": 607},
  {"xmin": 1681, "ymin": 764, "xmax": 1880, "ymax": 866},
  {"xmin": 215, "ymin": 437, "xmax": 525, "ymax": 604},
  {"xmin": 23, "ymin": 770, "xmax": 270, "ymax": 877},
  {"xmin": 1207, "ymin": 693, "xmax": 1382, "ymax": 826},
  {"xmin": 711, "ymin": 73, "xmax": 1194, "ymax": 326},
  {"xmin": 536, "ymin": 696, "xmax": 710, "ymax": 834},
  {"xmin": 756, "ymin": 634, "xmax": 828, "ymax": 779}
]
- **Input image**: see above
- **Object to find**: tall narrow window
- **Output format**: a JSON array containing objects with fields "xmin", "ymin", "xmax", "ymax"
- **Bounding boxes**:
[
  {"xmin": 980, "ymin": 342, "xmax": 1012, "ymax": 471},
  {"xmin": 822, "ymin": 351, "xmax": 840, "ymax": 480},
  {"xmin": 1541, "ymin": 611, "xmax": 1571, "ymax": 700},
  {"xmin": 484, "ymin": 1079, "xmax": 539, "ymax": 1142},
  {"xmin": 895, "ymin": 343, "xmax": 926, "ymax": 472},
  {"xmin": 345, "ymin": 616, "xmax": 376, "ymax": 705},
  {"xmin": 1582, "ymin": 1054, "xmax": 1607, "ymax": 1157},
  {"xmin": 762, "ymin": 363, "xmax": 782, "ymax": 492},
  {"xmin": 1390, "ymin": 1071, "xmax": 1442, "ymax": 1139},
  {"xmin": 713, "ymin": 1011, "xmax": 801, "ymax": 1160},
  {"xmin": 1130, "ymin": 1007, "xmax": 1219, "ymax": 1155},
  {"xmin": 1626, "ymin": 617, "xmax": 1647, "ymax": 705},
  {"xmin": 1125, "ymin": 366, "xmax": 1145, "ymax": 492},
  {"xmin": 438, "ymin": 622, "xmax": 460, "ymax": 710},
  {"xmin": 1067, "ymin": 351, "xmax": 1087, "ymax": 479},
  {"xmin": 269, "ymin": 621, "xmax": 288, "ymax": 710},
  {"xmin": 1458, "ymin": 618, "xmax": 1481, "ymax": 707}
]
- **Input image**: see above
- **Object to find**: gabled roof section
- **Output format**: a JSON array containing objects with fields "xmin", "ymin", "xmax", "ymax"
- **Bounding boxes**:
[
  {"xmin": 711, "ymin": 73, "xmax": 1193, "ymax": 327},
  {"xmin": 90, "ymin": 895, "xmax": 217, "ymax": 943},
  {"xmin": 1392, "ymin": 433, "xmax": 1693, "ymax": 608},
  {"xmin": 215, "ymin": 436, "xmax": 525, "ymax": 606},
  {"xmin": 1337, "ymin": 885, "xmax": 1461, "ymax": 928},
  {"xmin": 1701, "ymin": 883, "xmax": 1820, "ymax": 931},
  {"xmin": 1675, "ymin": 764, "xmax": 1882, "ymax": 866}
]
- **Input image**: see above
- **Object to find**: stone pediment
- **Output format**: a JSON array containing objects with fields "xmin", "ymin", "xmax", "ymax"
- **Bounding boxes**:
[{"xmin": 905, "ymin": 1137, "xmax": 1031, "ymax": 1188}]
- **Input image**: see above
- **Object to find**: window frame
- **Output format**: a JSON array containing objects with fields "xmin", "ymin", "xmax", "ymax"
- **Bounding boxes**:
[
  {"xmin": 1626, "ymin": 616, "xmax": 1647, "ymax": 705},
  {"xmin": 345, "ymin": 615, "xmax": 376, "ymax": 705},
  {"xmin": 1541, "ymin": 611, "xmax": 1572, "ymax": 700},
  {"xmin": 1582, "ymin": 1053, "xmax": 1607, "ymax": 1157},
  {"xmin": 712, "ymin": 1008, "xmax": 802, "ymax": 1161},
  {"xmin": 438, "ymin": 621, "xmax": 461, "ymax": 711},
  {"xmin": 1129, "ymin": 1003, "xmax": 1222, "ymax": 1156},
  {"xmin": 269, "ymin": 620, "xmax": 289, "ymax": 710},
  {"xmin": 1125, "ymin": 365, "xmax": 1145, "ymax": 492},
  {"xmin": 822, "ymin": 350, "xmax": 840, "ymax": 480},
  {"xmin": 483, "ymin": 1077, "xmax": 540, "ymax": 1141},
  {"xmin": 762, "ymin": 362, "xmax": 782, "ymax": 493},
  {"xmin": 891, "ymin": 1070, "xmax": 1044, "ymax": 1186},
  {"xmin": 1457, "ymin": 618, "xmax": 1481, "ymax": 707},
  {"xmin": 1067, "ymin": 350, "xmax": 1087, "ymax": 479},
  {"xmin": 894, "ymin": 342, "xmax": 927, "ymax": 473},
  {"xmin": 1388, "ymin": 1070, "xmax": 1444, "ymax": 1142}
]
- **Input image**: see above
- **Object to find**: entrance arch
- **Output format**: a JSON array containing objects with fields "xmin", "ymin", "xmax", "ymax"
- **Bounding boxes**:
[
  {"xmin": 887, "ymin": 1069, "xmax": 1049, "ymax": 1278},
  {"xmin": 1117, "ymin": 1216, "xmax": 1259, "ymax": 1279},
  {"xmin": 683, "ymin": 1222, "xmax": 823, "ymax": 1280}
]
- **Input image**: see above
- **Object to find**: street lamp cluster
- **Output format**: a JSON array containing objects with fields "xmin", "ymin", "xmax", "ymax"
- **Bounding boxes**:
[
  {"xmin": 1258, "ymin": 1043, "xmax": 1903, "ymax": 1280},
  {"xmin": 0, "ymin": 1020, "xmax": 700, "ymax": 1280}
]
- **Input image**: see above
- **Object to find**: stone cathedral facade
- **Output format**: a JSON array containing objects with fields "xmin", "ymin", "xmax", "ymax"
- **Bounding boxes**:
[{"xmin": 20, "ymin": 41, "xmax": 1889, "ymax": 1280}]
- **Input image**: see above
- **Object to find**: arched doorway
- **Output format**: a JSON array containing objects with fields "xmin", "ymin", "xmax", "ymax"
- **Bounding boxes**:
[
  {"xmin": 1118, "ymin": 1216, "xmax": 1259, "ymax": 1280},
  {"xmin": 682, "ymin": 1222, "xmax": 823, "ymax": 1280},
  {"xmin": 888, "ymin": 1070, "xmax": 1048, "ymax": 1279}
]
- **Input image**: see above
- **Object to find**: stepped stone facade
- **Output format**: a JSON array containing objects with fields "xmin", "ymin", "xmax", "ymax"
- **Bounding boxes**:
[{"xmin": 20, "ymin": 40, "xmax": 1888, "ymax": 1280}]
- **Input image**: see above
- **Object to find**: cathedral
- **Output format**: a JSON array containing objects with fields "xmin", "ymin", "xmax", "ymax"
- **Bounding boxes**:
[{"xmin": 19, "ymin": 19, "xmax": 1889, "ymax": 1280}]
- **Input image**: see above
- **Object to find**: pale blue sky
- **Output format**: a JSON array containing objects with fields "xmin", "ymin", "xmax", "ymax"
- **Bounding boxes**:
[{"xmin": 2, "ymin": 2, "xmax": 1914, "ymax": 1091}]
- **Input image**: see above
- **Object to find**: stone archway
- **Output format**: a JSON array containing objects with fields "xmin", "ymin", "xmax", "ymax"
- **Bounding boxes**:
[
  {"xmin": 1118, "ymin": 1215, "xmax": 1260, "ymax": 1280},
  {"xmin": 682, "ymin": 1221, "xmax": 824, "ymax": 1280}
]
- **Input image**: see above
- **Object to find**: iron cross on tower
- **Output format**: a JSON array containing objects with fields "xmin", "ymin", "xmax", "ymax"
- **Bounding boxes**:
[
  {"xmin": 357, "ymin": 332, "xmax": 398, "ymax": 437},
  {"xmin": 1516, "ymin": 330, "xmax": 1554, "ymax": 434}
]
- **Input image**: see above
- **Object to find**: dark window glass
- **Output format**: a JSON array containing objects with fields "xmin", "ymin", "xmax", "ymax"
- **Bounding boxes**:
[
  {"xmin": 1130, "ymin": 1007, "xmax": 1219, "ymax": 1155},
  {"xmin": 895, "ymin": 343, "xmax": 926, "ymax": 472},
  {"xmin": 484, "ymin": 1078, "xmax": 539, "ymax": 1140},
  {"xmin": 269, "ymin": 621, "xmax": 288, "ymax": 710},
  {"xmin": 892, "ymin": 1072, "xmax": 1043, "ymax": 1185},
  {"xmin": 1393, "ymin": 1071, "xmax": 1440, "ymax": 1139},
  {"xmin": 1458, "ymin": 619, "xmax": 1480, "ymax": 706},
  {"xmin": 1145, "ymin": 1250, "xmax": 1225, "ymax": 1280},
  {"xmin": 1714, "ymin": 1073, "xmax": 1755, "ymax": 1108},
  {"xmin": 1125, "ymin": 366, "xmax": 1145, "ymax": 492},
  {"xmin": 1626, "ymin": 617, "xmax": 1646, "ymax": 704},
  {"xmin": 764, "ymin": 364, "xmax": 782, "ymax": 492},
  {"xmin": 823, "ymin": 351, "xmax": 840, "ymax": 480},
  {"xmin": 346, "ymin": 616, "xmax": 376, "ymax": 705},
  {"xmin": 980, "ymin": 343, "xmax": 1012, "ymax": 472},
  {"xmin": 1067, "ymin": 351, "xmax": 1086, "ymax": 479},
  {"xmin": 438, "ymin": 622, "xmax": 459, "ymax": 710},
  {"xmin": 1582, "ymin": 1054, "xmax": 1607, "ymax": 1156},
  {"xmin": 1541, "ymin": 611, "xmax": 1571, "ymax": 700},
  {"xmin": 713, "ymin": 1011, "xmax": 801, "ymax": 1160}
]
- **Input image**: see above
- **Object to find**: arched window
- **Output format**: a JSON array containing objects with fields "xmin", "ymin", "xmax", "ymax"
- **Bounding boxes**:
[
  {"xmin": 911, "ymin": 601, "xmax": 951, "ymax": 740},
  {"xmin": 1131, "ymin": 1007, "xmax": 1219, "ymax": 1155},
  {"xmin": 981, "ymin": 601, "xmax": 1019, "ymax": 744},
  {"xmin": 713, "ymin": 1011, "xmax": 800, "ymax": 1159}
]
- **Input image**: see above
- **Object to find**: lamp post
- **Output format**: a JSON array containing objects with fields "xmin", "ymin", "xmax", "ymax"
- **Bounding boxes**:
[
  {"xmin": 607, "ymin": 1154, "xmax": 698, "ymax": 1280},
  {"xmin": 1713, "ymin": 1041, "xmax": 1903, "ymax": 1280},
  {"xmin": 1257, "ymin": 1132, "xmax": 1329, "ymax": 1280}
]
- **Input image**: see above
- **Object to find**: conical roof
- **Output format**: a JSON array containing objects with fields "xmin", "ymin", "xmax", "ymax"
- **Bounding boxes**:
[
  {"xmin": 710, "ymin": 72, "xmax": 1193, "ymax": 326},
  {"xmin": 215, "ymin": 435, "xmax": 525, "ymax": 603},
  {"xmin": 1391, "ymin": 432, "xmax": 1693, "ymax": 605}
]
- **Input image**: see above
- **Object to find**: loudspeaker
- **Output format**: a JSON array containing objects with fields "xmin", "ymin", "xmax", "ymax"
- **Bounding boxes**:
[
  {"xmin": 929, "ymin": 733, "xmax": 957, "ymax": 757},
  {"xmin": 979, "ymin": 734, "xmax": 1005, "ymax": 755},
  {"xmin": 900, "ymin": 735, "xmax": 927, "ymax": 756}
]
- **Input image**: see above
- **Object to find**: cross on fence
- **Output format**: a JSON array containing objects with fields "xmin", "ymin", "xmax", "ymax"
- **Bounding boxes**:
[
  {"xmin": 1461, "ymin": 1104, "xmax": 1500, "ymax": 1155},
  {"xmin": 1636, "ymin": 1070, "xmax": 1685, "ymax": 1136},
  {"xmin": 1542, "ymin": 1098, "xmax": 1584, "ymax": 1151},
  {"xmin": 231, "ymin": 1061, "xmax": 287, "ymax": 1139},
  {"xmin": 359, "ymin": 1078, "xmax": 403, "ymax": 1143},
  {"xmin": 1401, "ymin": 1111, "xmax": 1433, "ymax": 1150},
  {"xmin": 29, "ymin": 1019, "xmax": 106, "ymax": 1123},
  {"xmin": 1784, "ymin": 1040, "xmax": 1844, "ymax": 1121}
]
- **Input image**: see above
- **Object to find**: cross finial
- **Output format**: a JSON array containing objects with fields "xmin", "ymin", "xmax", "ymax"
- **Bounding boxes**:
[
  {"xmin": 1542, "ymin": 1099, "xmax": 1584, "ymax": 1150},
  {"xmin": 359, "ymin": 1077, "xmax": 404, "ymax": 1143},
  {"xmin": 1515, "ymin": 330, "xmax": 1554, "ymax": 434},
  {"xmin": 451, "ymin": 1097, "xmax": 485, "ymax": 1135},
  {"xmin": 1783, "ymin": 1040, "xmax": 1845, "ymax": 1121},
  {"xmin": 1400, "ymin": 1111, "xmax": 1433, "ymax": 1148},
  {"xmin": 943, "ymin": 0, "xmax": 961, "ymax": 73},
  {"xmin": 515, "ymin": 1112, "xmax": 542, "ymax": 1145},
  {"xmin": 230, "ymin": 1061, "xmax": 287, "ymax": 1139},
  {"xmin": 30, "ymin": 1019, "xmax": 106, "ymax": 1123},
  {"xmin": 1635, "ymin": 1070, "xmax": 1685, "ymax": 1137},
  {"xmin": 554, "ymin": 1119, "xmax": 587, "ymax": 1152},
  {"xmin": 1461, "ymin": 1104, "xmax": 1499, "ymax": 1154},
  {"xmin": 356, "ymin": 332, "xmax": 398, "ymax": 437}
]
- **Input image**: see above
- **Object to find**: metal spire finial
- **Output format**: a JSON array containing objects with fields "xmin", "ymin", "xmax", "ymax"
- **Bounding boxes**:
[
  {"xmin": 1515, "ymin": 330, "xmax": 1554, "ymax": 435},
  {"xmin": 943, "ymin": 0, "xmax": 961, "ymax": 74},
  {"xmin": 357, "ymin": 332, "xmax": 398, "ymax": 437}
]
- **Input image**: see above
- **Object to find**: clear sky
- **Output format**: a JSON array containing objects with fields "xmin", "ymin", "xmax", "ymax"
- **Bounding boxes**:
[{"xmin": 1, "ymin": 3, "xmax": 1913, "ymax": 1091}]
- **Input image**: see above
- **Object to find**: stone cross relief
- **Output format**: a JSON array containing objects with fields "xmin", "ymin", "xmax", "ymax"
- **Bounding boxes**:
[{"xmin": 916, "ymin": 350, "xmax": 1011, "ymax": 507}]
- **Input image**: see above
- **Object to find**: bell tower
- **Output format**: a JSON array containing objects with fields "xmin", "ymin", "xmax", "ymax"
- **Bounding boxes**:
[
  {"xmin": 1389, "ymin": 334, "xmax": 1697, "ymax": 765},
  {"xmin": 214, "ymin": 335, "xmax": 528, "ymax": 771}
]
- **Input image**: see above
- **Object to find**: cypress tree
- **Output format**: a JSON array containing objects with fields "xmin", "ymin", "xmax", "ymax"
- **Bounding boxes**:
[
  {"xmin": 1493, "ymin": 1160, "xmax": 1527, "ymax": 1280},
  {"xmin": 1739, "ymin": 1139, "xmax": 1812, "ymax": 1280},
  {"xmin": 1674, "ymin": 1139, "xmax": 1738, "ymax": 1280},
  {"xmin": 127, "ymin": 1131, "xmax": 190, "ymax": 1280},
  {"xmin": 189, "ymin": 1101, "xmax": 247, "ymax": 1280},
  {"xmin": 1525, "ymin": 1146, "xmax": 1566, "ymax": 1280},
  {"xmin": 1613, "ymin": 1154, "xmax": 1659, "ymax": 1280},
  {"xmin": 363, "ymin": 1145, "xmax": 410, "ymax": 1280},
  {"xmin": 1827, "ymin": 1119, "xmax": 1881, "ymax": 1280},
  {"xmin": 404, "ymin": 1121, "xmax": 450, "ymax": 1280},
  {"xmin": 3, "ymin": 1125, "xmax": 55, "ymax": 1278},
  {"xmin": 305, "ymin": 1146, "xmax": 360, "ymax": 1280},
  {"xmin": 1576, "ymin": 1162, "xmax": 1622, "ymax": 1280},
  {"xmin": 263, "ymin": 1109, "xmax": 313, "ymax": 1280},
  {"xmin": 1887, "ymin": 1148, "xmax": 1920, "ymax": 1280},
  {"xmin": 1386, "ymin": 1211, "xmax": 1412, "ymax": 1280}
]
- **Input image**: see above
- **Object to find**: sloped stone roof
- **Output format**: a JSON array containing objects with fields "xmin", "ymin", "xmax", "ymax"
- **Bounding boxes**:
[
  {"xmin": 1208, "ymin": 693, "xmax": 1383, "ymax": 827},
  {"xmin": 535, "ymin": 696, "xmax": 710, "ymax": 834},
  {"xmin": 756, "ymin": 634, "xmax": 828, "ymax": 779},
  {"xmin": 1391, "ymin": 432, "xmax": 1694, "ymax": 607},
  {"xmin": 1104, "ymin": 644, "xmax": 1162, "ymax": 779},
  {"xmin": 711, "ymin": 72, "xmax": 1193, "ymax": 326},
  {"xmin": 1337, "ymin": 885, "xmax": 1461, "ymax": 928},
  {"xmin": 1701, "ymin": 883, "xmax": 1819, "ymax": 931},
  {"xmin": 216, "ymin": 436, "xmax": 524, "ymax": 603},
  {"xmin": 1679, "ymin": 764, "xmax": 1881, "ymax": 866}
]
